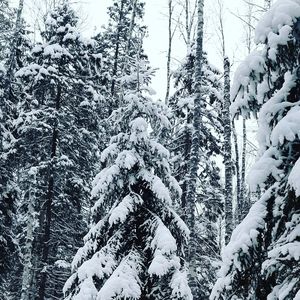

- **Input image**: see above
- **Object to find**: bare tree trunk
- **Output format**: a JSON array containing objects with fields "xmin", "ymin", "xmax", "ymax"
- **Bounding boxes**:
[
  {"xmin": 185, "ymin": 0, "xmax": 198, "ymax": 49},
  {"xmin": 223, "ymin": 56, "xmax": 233, "ymax": 244},
  {"xmin": 165, "ymin": 0, "xmax": 173, "ymax": 104},
  {"xmin": 240, "ymin": 119, "xmax": 247, "ymax": 218},
  {"xmin": 216, "ymin": 0, "xmax": 233, "ymax": 244},
  {"xmin": 232, "ymin": 120, "xmax": 241, "ymax": 225},
  {"xmin": 186, "ymin": 0, "xmax": 204, "ymax": 296},
  {"xmin": 185, "ymin": 0, "xmax": 191, "ymax": 48}
]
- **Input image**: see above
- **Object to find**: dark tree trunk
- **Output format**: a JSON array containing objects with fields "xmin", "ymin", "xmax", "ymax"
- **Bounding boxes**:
[{"xmin": 37, "ymin": 83, "xmax": 61, "ymax": 300}]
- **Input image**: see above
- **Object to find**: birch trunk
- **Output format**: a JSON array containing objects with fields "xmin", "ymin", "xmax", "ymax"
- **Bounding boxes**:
[
  {"xmin": 217, "ymin": 0, "xmax": 233, "ymax": 244},
  {"xmin": 186, "ymin": 0, "xmax": 203, "ymax": 296},
  {"xmin": 165, "ymin": 0, "xmax": 172, "ymax": 104},
  {"xmin": 240, "ymin": 118, "xmax": 247, "ymax": 219},
  {"xmin": 232, "ymin": 120, "xmax": 241, "ymax": 225},
  {"xmin": 223, "ymin": 56, "xmax": 233, "ymax": 244}
]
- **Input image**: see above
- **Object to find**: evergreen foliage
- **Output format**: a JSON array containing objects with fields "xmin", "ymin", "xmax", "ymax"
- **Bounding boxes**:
[
  {"xmin": 14, "ymin": 3, "xmax": 103, "ymax": 298},
  {"xmin": 211, "ymin": 1, "xmax": 300, "ymax": 298},
  {"xmin": 64, "ymin": 61, "xmax": 192, "ymax": 300}
]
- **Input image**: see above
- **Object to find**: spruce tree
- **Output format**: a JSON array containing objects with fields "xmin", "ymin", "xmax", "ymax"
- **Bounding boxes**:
[
  {"xmin": 64, "ymin": 59, "xmax": 192, "ymax": 300},
  {"xmin": 170, "ymin": 46, "xmax": 224, "ymax": 299},
  {"xmin": 15, "ymin": 2, "xmax": 103, "ymax": 299},
  {"xmin": 211, "ymin": 0, "xmax": 300, "ymax": 298}
]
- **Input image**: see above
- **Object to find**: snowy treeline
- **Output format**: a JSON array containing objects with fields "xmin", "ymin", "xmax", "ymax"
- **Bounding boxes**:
[{"xmin": 0, "ymin": 0, "xmax": 299, "ymax": 299}]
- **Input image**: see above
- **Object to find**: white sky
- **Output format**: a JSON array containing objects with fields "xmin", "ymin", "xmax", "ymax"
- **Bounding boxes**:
[{"xmin": 72, "ymin": 0, "xmax": 253, "ymax": 99}]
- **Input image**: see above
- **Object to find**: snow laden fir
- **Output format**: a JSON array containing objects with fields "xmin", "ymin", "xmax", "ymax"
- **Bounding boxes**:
[{"xmin": 64, "ymin": 66, "xmax": 192, "ymax": 299}]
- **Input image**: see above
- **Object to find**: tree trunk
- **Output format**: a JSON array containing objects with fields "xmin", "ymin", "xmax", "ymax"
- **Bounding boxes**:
[
  {"xmin": 223, "ymin": 56, "xmax": 233, "ymax": 244},
  {"xmin": 185, "ymin": 0, "xmax": 191, "ymax": 48},
  {"xmin": 181, "ymin": 114, "xmax": 192, "ymax": 220},
  {"xmin": 240, "ymin": 118, "xmax": 247, "ymax": 219},
  {"xmin": 165, "ymin": 0, "xmax": 172, "ymax": 104},
  {"xmin": 232, "ymin": 120, "xmax": 241, "ymax": 225},
  {"xmin": 186, "ymin": 0, "xmax": 204, "ymax": 297},
  {"xmin": 20, "ymin": 172, "xmax": 36, "ymax": 300},
  {"xmin": 37, "ymin": 83, "xmax": 61, "ymax": 300}
]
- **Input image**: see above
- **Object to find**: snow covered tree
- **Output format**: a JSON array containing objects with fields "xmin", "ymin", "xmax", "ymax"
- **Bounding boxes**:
[
  {"xmin": 14, "ymin": 2, "xmax": 104, "ymax": 299},
  {"xmin": 0, "ymin": 0, "xmax": 29, "ymax": 297},
  {"xmin": 211, "ymin": 0, "xmax": 300, "ymax": 298},
  {"xmin": 179, "ymin": 0, "xmax": 219, "ymax": 299},
  {"xmin": 170, "ymin": 47, "xmax": 223, "ymax": 218},
  {"xmin": 170, "ymin": 45, "xmax": 224, "ymax": 299},
  {"xmin": 64, "ymin": 59, "xmax": 192, "ymax": 300}
]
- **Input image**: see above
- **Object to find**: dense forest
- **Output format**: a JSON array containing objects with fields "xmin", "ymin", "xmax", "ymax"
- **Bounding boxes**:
[{"xmin": 0, "ymin": 0, "xmax": 300, "ymax": 299}]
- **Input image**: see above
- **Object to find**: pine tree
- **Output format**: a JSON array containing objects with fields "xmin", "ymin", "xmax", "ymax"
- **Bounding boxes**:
[
  {"xmin": 64, "ymin": 58, "xmax": 192, "ymax": 300},
  {"xmin": 15, "ymin": 2, "xmax": 103, "ymax": 299},
  {"xmin": 211, "ymin": 0, "xmax": 300, "ymax": 298}
]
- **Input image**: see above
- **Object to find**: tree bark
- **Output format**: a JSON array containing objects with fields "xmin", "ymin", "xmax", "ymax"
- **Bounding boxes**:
[
  {"xmin": 232, "ymin": 120, "xmax": 241, "ymax": 225},
  {"xmin": 37, "ymin": 83, "xmax": 61, "ymax": 300},
  {"xmin": 20, "ymin": 172, "xmax": 36, "ymax": 300},
  {"xmin": 223, "ymin": 56, "xmax": 233, "ymax": 244},
  {"xmin": 240, "ymin": 118, "xmax": 247, "ymax": 219},
  {"xmin": 165, "ymin": 0, "xmax": 172, "ymax": 104},
  {"xmin": 186, "ymin": 0, "xmax": 204, "ymax": 297}
]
